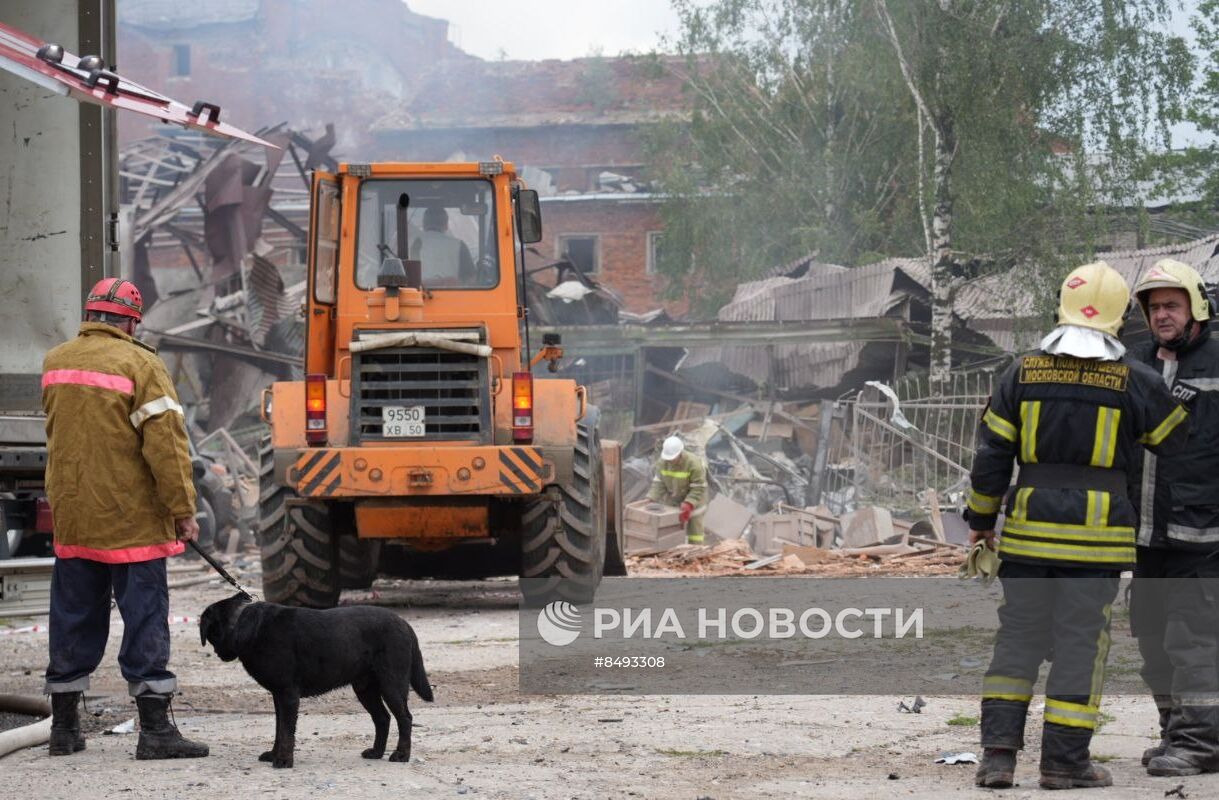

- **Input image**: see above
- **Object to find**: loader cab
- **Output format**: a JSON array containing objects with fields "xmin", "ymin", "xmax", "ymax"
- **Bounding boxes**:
[
  {"xmin": 354, "ymin": 179, "xmax": 500, "ymax": 291},
  {"xmin": 304, "ymin": 161, "xmax": 541, "ymax": 380}
]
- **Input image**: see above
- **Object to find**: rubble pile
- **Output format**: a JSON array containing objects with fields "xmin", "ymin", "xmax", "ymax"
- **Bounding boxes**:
[
  {"xmin": 117, "ymin": 126, "xmax": 340, "ymax": 554},
  {"xmin": 622, "ymin": 394, "xmax": 970, "ymax": 577},
  {"xmin": 627, "ymin": 536, "xmax": 965, "ymax": 578}
]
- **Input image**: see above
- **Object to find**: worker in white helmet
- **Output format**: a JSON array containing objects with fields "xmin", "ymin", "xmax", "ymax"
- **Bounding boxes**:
[{"xmin": 646, "ymin": 435, "xmax": 708, "ymax": 544}]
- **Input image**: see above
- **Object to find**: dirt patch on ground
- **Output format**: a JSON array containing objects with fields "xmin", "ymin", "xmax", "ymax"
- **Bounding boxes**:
[{"xmin": 3, "ymin": 569, "xmax": 1219, "ymax": 798}]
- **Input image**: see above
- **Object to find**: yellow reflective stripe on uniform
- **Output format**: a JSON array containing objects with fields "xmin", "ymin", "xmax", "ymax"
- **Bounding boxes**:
[
  {"xmin": 1044, "ymin": 698, "xmax": 1099, "ymax": 730},
  {"xmin": 659, "ymin": 470, "xmax": 691, "ymax": 478},
  {"xmin": 1012, "ymin": 487, "xmax": 1032, "ymax": 521},
  {"xmin": 1090, "ymin": 407, "xmax": 1120, "ymax": 467},
  {"xmin": 982, "ymin": 675, "xmax": 1034, "ymax": 703},
  {"xmin": 967, "ymin": 490, "xmax": 1002, "ymax": 515},
  {"xmin": 999, "ymin": 537, "xmax": 1134, "ymax": 564},
  {"xmin": 1140, "ymin": 404, "xmax": 1187, "ymax": 446},
  {"xmin": 1003, "ymin": 518, "xmax": 1133, "ymax": 543},
  {"xmin": 983, "ymin": 409, "xmax": 1017, "ymax": 443},
  {"xmin": 1089, "ymin": 604, "xmax": 1113, "ymax": 710},
  {"xmin": 1085, "ymin": 491, "xmax": 1111, "ymax": 529},
  {"xmin": 1019, "ymin": 401, "xmax": 1041, "ymax": 463}
]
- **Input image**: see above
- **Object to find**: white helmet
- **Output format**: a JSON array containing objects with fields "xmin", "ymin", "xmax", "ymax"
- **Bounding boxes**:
[{"xmin": 661, "ymin": 435, "xmax": 684, "ymax": 461}]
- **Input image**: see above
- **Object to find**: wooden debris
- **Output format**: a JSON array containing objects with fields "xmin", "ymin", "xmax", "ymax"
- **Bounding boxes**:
[
  {"xmin": 744, "ymin": 554, "xmax": 783, "ymax": 570},
  {"xmin": 839, "ymin": 506, "xmax": 897, "ymax": 548},
  {"xmin": 781, "ymin": 544, "xmax": 844, "ymax": 565},
  {"xmin": 926, "ymin": 489, "xmax": 947, "ymax": 543}
]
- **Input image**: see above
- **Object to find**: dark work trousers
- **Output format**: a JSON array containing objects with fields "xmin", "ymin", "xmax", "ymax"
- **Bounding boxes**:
[
  {"xmin": 1132, "ymin": 548, "xmax": 1219, "ymax": 768},
  {"xmin": 980, "ymin": 561, "xmax": 1121, "ymax": 773},
  {"xmin": 44, "ymin": 556, "xmax": 177, "ymax": 697}
]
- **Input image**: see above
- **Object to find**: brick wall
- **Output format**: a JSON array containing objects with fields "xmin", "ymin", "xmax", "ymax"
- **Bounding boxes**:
[
  {"xmin": 117, "ymin": 0, "xmax": 465, "ymax": 149},
  {"xmin": 117, "ymin": 5, "xmax": 696, "ymax": 316},
  {"xmin": 533, "ymin": 200, "xmax": 686, "ymax": 316},
  {"xmin": 372, "ymin": 125, "xmax": 648, "ymax": 186}
]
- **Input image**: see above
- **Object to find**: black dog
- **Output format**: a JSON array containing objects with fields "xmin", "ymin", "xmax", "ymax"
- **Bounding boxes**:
[{"xmin": 199, "ymin": 592, "xmax": 433, "ymax": 768}]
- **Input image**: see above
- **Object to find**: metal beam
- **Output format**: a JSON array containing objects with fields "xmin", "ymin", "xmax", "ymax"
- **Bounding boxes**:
[
  {"xmin": 146, "ymin": 331, "xmax": 302, "ymax": 369},
  {"xmin": 537, "ymin": 318, "xmax": 909, "ymax": 357},
  {"xmin": 78, "ymin": 0, "xmax": 116, "ymax": 294}
]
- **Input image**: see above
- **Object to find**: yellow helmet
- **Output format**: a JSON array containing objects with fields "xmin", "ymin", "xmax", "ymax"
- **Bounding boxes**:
[
  {"xmin": 1057, "ymin": 261, "xmax": 1130, "ymax": 337},
  {"xmin": 1133, "ymin": 258, "xmax": 1211, "ymax": 323}
]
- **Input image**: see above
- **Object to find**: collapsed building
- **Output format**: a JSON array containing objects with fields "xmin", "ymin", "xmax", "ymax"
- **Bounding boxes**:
[{"xmin": 105, "ymin": 4, "xmax": 1219, "ymax": 565}]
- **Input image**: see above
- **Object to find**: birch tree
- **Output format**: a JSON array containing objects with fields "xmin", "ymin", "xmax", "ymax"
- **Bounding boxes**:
[
  {"xmin": 646, "ymin": 1, "xmax": 921, "ymax": 312},
  {"xmin": 873, "ymin": 0, "xmax": 1190, "ymax": 384},
  {"xmin": 651, "ymin": 0, "xmax": 1192, "ymax": 382}
]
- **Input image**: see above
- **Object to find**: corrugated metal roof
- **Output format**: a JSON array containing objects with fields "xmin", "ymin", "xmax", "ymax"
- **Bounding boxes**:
[
  {"xmin": 682, "ymin": 259, "xmax": 925, "ymax": 391},
  {"xmin": 775, "ymin": 261, "xmax": 902, "ymax": 321},
  {"xmin": 1114, "ymin": 234, "xmax": 1219, "ymax": 284},
  {"xmin": 682, "ymin": 236, "xmax": 1219, "ymax": 393},
  {"xmin": 716, "ymin": 277, "xmax": 799, "ymax": 322},
  {"xmin": 953, "ymin": 270, "xmax": 1038, "ymax": 320},
  {"xmin": 759, "ymin": 252, "xmax": 850, "ymax": 280},
  {"xmin": 955, "ymin": 235, "xmax": 1219, "ymax": 325}
]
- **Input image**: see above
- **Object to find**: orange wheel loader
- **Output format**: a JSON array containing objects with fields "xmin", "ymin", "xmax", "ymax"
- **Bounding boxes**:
[{"xmin": 258, "ymin": 160, "xmax": 626, "ymax": 608}]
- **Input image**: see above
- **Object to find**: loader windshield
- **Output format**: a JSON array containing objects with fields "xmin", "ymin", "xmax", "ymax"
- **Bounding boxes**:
[{"xmin": 355, "ymin": 179, "xmax": 499, "ymax": 290}]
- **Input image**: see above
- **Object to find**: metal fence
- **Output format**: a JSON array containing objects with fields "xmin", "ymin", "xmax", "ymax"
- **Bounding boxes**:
[{"xmin": 818, "ymin": 371, "xmax": 996, "ymax": 517}]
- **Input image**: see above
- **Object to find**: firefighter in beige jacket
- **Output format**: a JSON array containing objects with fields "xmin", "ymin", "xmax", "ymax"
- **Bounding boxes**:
[{"xmin": 41, "ymin": 277, "xmax": 208, "ymax": 761}]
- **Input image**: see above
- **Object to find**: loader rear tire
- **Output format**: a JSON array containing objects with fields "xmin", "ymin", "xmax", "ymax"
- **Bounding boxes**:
[
  {"xmin": 520, "ymin": 408, "xmax": 606, "ymax": 607},
  {"xmin": 257, "ymin": 435, "xmax": 340, "ymax": 608}
]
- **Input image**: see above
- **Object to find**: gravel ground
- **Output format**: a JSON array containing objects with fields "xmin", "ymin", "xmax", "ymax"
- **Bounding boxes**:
[
  {"xmin": 0, "ymin": 710, "xmax": 42, "ymax": 733},
  {"xmin": 2, "ymin": 569, "xmax": 1218, "ymax": 798}
]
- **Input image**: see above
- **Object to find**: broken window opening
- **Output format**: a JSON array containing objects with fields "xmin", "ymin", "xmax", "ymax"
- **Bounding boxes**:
[
  {"xmin": 558, "ymin": 234, "xmax": 600, "ymax": 276},
  {"xmin": 647, "ymin": 231, "xmax": 663, "ymax": 275}
]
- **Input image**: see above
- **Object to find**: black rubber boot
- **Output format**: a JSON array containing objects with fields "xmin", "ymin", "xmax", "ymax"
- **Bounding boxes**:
[
  {"xmin": 134, "ymin": 694, "xmax": 209, "ymax": 760},
  {"xmin": 1147, "ymin": 703, "xmax": 1219, "ymax": 776},
  {"xmin": 1142, "ymin": 701, "xmax": 1172, "ymax": 767},
  {"xmin": 1040, "ymin": 724, "xmax": 1112, "ymax": 790},
  {"xmin": 1040, "ymin": 762, "xmax": 1113, "ymax": 790},
  {"xmin": 1147, "ymin": 752, "xmax": 1204, "ymax": 776},
  {"xmin": 975, "ymin": 748, "xmax": 1017, "ymax": 788},
  {"xmin": 980, "ymin": 699, "xmax": 1029, "ymax": 751},
  {"xmin": 48, "ymin": 691, "xmax": 86, "ymax": 756}
]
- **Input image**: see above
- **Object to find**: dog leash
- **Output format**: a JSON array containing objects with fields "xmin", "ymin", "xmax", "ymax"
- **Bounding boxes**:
[{"xmin": 187, "ymin": 540, "xmax": 258, "ymax": 601}]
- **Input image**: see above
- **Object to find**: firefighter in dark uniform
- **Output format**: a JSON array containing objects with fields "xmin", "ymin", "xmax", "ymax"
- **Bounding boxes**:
[
  {"xmin": 967, "ymin": 261, "xmax": 1189, "ymax": 790},
  {"xmin": 1129, "ymin": 259, "xmax": 1219, "ymax": 777}
]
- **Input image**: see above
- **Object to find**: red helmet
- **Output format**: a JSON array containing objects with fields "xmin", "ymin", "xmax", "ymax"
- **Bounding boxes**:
[{"xmin": 84, "ymin": 278, "xmax": 143, "ymax": 321}]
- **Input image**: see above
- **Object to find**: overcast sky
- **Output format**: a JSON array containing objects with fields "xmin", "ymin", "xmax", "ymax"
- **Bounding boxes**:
[{"xmin": 405, "ymin": 0, "xmax": 681, "ymax": 60}]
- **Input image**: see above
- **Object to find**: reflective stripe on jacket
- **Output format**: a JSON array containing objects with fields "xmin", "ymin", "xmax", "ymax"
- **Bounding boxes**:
[
  {"xmin": 967, "ymin": 350, "xmax": 1188, "ymax": 570},
  {"xmin": 1130, "ymin": 334, "xmax": 1219, "ymax": 550},
  {"xmin": 42, "ymin": 323, "xmax": 195, "ymax": 561},
  {"xmin": 646, "ymin": 450, "xmax": 708, "ymax": 506}
]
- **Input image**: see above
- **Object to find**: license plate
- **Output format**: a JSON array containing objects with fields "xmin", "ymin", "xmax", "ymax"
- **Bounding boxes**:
[{"xmin": 382, "ymin": 405, "xmax": 426, "ymax": 437}]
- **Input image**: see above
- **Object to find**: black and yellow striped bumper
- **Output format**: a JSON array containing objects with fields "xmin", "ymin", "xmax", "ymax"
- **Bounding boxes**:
[{"xmin": 288, "ymin": 445, "xmax": 554, "ymax": 498}]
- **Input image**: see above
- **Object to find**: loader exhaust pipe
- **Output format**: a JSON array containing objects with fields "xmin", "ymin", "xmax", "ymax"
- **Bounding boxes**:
[{"xmin": 396, "ymin": 193, "xmax": 421, "ymax": 289}]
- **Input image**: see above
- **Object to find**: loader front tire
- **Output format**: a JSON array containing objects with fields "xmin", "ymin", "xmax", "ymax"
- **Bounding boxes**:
[
  {"xmin": 520, "ymin": 408, "xmax": 606, "ymax": 607},
  {"xmin": 258, "ymin": 435, "xmax": 340, "ymax": 608}
]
